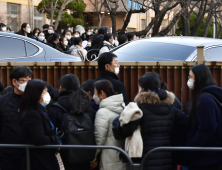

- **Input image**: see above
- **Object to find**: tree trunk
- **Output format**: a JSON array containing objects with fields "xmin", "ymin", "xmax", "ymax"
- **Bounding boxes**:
[
  {"xmin": 110, "ymin": 11, "xmax": 117, "ymax": 34},
  {"xmin": 152, "ymin": 12, "xmax": 166, "ymax": 36},
  {"xmin": 203, "ymin": 13, "xmax": 213, "ymax": 37},
  {"xmin": 181, "ymin": 7, "xmax": 190, "ymax": 36},
  {"xmin": 217, "ymin": 26, "xmax": 222, "ymax": 38},
  {"xmin": 54, "ymin": 1, "xmax": 67, "ymax": 30},
  {"xmin": 50, "ymin": 0, "xmax": 54, "ymax": 25},
  {"xmin": 98, "ymin": 13, "xmax": 104, "ymax": 28},
  {"xmin": 120, "ymin": 10, "xmax": 133, "ymax": 35}
]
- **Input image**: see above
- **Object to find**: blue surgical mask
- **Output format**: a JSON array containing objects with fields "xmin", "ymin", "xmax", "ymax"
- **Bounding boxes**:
[{"xmin": 38, "ymin": 36, "xmax": 45, "ymax": 42}]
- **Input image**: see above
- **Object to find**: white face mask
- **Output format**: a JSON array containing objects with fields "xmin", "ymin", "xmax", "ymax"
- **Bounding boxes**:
[
  {"xmin": 35, "ymin": 33, "xmax": 38, "ymax": 37},
  {"xmin": 93, "ymin": 94, "xmax": 100, "ymax": 105},
  {"xmin": 64, "ymin": 41, "xmax": 68, "ymax": 46},
  {"xmin": 74, "ymin": 34, "xmax": 79, "ymax": 38},
  {"xmin": 17, "ymin": 81, "xmax": 27, "ymax": 92},
  {"xmin": 87, "ymin": 32, "xmax": 91, "ymax": 35},
  {"xmin": 115, "ymin": 41, "xmax": 119, "ymax": 46},
  {"xmin": 65, "ymin": 35, "xmax": 71, "ymax": 40},
  {"xmin": 26, "ymin": 28, "xmax": 31, "ymax": 33},
  {"xmin": 40, "ymin": 92, "xmax": 51, "ymax": 106},
  {"xmin": 187, "ymin": 79, "xmax": 195, "ymax": 90},
  {"xmin": 112, "ymin": 40, "xmax": 115, "ymax": 45},
  {"xmin": 48, "ymin": 30, "xmax": 54, "ymax": 34},
  {"xmin": 110, "ymin": 65, "xmax": 120, "ymax": 75},
  {"xmin": 87, "ymin": 42, "xmax": 91, "ymax": 47},
  {"xmin": 2, "ymin": 27, "xmax": 6, "ymax": 32}
]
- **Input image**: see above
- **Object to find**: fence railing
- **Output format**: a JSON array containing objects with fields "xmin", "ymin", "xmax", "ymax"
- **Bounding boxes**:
[{"xmin": 1, "ymin": 144, "xmax": 222, "ymax": 170}]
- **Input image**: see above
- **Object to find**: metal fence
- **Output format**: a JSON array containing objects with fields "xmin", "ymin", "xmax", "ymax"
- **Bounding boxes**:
[
  {"xmin": 0, "ymin": 61, "xmax": 222, "ymax": 105},
  {"xmin": 1, "ymin": 144, "xmax": 222, "ymax": 170}
]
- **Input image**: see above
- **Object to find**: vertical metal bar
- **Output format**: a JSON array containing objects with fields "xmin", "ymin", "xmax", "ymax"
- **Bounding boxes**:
[
  {"xmin": 54, "ymin": 66, "xmax": 60, "ymax": 88},
  {"xmin": 33, "ymin": 66, "xmax": 40, "ymax": 79},
  {"xmin": 212, "ymin": 66, "xmax": 220, "ymax": 86},
  {"xmin": 118, "ymin": 66, "xmax": 124, "ymax": 83},
  {"xmin": 61, "ymin": 66, "xmax": 68, "ymax": 77},
  {"xmin": 47, "ymin": 66, "xmax": 54, "ymax": 87},
  {"xmin": 159, "ymin": 66, "xmax": 167, "ymax": 86},
  {"xmin": 40, "ymin": 66, "xmax": 47, "ymax": 82},
  {"xmin": 138, "ymin": 66, "xmax": 145, "ymax": 79},
  {"xmin": 88, "ymin": 66, "xmax": 95, "ymax": 80},
  {"xmin": 81, "ymin": 66, "xmax": 88, "ymax": 84},
  {"xmin": 167, "ymin": 66, "xmax": 174, "ymax": 93},
  {"xmin": 197, "ymin": 46, "xmax": 205, "ymax": 65},
  {"xmin": 95, "ymin": 66, "xmax": 100, "ymax": 78},
  {"xmin": 68, "ymin": 66, "xmax": 74, "ymax": 74},
  {"xmin": 174, "ymin": 66, "xmax": 181, "ymax": 102},
  {"xmin": 131, "ymin": 66, "xmax": 138, "ymax": 102},
  {"xmin": 1, "ymin": 67, "xmax": 7, "ymax": 88},
  {"xmin": 124, "ymin": 66, "xmax": 131, "ymax": 102},
  {"xmin": 145, "ymin": 66, "xmax": 152, "ymax": 73},
  {"xmin": 7, "ymin": 66, "xmax": 13, "ymax": 87},
  {"xmin": 74, "ymin": 66, "xmax": 81, "ymax": 81},
  {"xmin": 26, "ymin": 147, "xmax": 31, "ymax": 170},
  {"xmin": 152, "ymin": 66, "xmax": 159, "ymax": 74}
]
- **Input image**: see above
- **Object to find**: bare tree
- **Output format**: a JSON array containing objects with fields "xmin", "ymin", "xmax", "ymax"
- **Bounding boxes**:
[{"xmin": 89, "ymin": 0, "xmax": 107, "ymax": 28}]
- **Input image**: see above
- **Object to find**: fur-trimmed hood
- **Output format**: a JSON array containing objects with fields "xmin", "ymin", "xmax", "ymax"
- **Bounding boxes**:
[{"xmin": 134, "ymin": 91, "xmax": 175, "ymax": 105}]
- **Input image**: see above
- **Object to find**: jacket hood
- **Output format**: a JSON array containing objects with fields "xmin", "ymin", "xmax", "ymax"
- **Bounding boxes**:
[
  {"xmin": 201, "ymin": 85, "xmax": 222, "ymax": 103},
  {"xmin": 134, "ymin": 91, "xmax": 175, "ymax": 105},
  {"xmin": 103, "ymin": 40, "xmax": 112, "ymax": 45},
  {"xmin": 100, "ymin": 94, "xmax": 124, "ymax": 114},
  {"xmin": 92, "ymin": 34, "xmax": 104, "ymax": 46},
  {"xmin": 57, "ymin": 91, "xmax": 72, "ymax": 110}
]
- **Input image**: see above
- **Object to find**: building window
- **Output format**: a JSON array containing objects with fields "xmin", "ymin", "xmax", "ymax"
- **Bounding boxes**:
[
  {"xmin": 34, "ymin": 7, "xmax": 44, "ymax": 29},
  {"xmin": 128, "ymin": 0, "xmax": 142, "ymax": 10},
  {"xmin": 7, "ymin": 3, "xmax": 20, "ymax": 32}
]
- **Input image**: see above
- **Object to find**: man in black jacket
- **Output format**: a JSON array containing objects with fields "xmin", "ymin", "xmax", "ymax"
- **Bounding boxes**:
[
  {"xmin": 94, "ymin": 52, "xmax": 128, "ymax": 104},
  {"xmin": 0, "ymin": 66, "xmax": 32, "ymax": 170}
]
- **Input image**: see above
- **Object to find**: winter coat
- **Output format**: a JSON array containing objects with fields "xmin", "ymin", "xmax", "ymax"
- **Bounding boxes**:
[
  {"xmin": 48, "ymin": 41, "xmax": 61, "ymax": 51},
  {"xmin": 57, "ymin": 43, "xmax": 70, "ymax": 54},
  {"xmin": 113, "ymin": 91, "xmax": 189, "ymax": 170},
  {"xmin": 21, "ymin": 107, "xmax": 59, "ymax": 170},
  {"xmin": 70, "ymin": 45, "xmax": 87, "ymax": 61},
  {"xmin": 0, "ymin": 91, "xmax": 23, "ymax": 157},
  {"xmin": 94, "ymin": 94, "xmax": 126, "ymax": 170},
  {"xmin": 98, "ymin": 41, "xmax": 114, "ymax": 57},
  {"xmin": 16, "ymin": 30, "xmax": 34, "ymax": 39},
  {"xmin": 186, "ymin": 85, "xmax": 222, "ymax": 166},
  {"xmin": 91, "ymin": 34, "xmax": 104, "ymax": 47},
  {"xmin": 81, "ymin": 33, "xmax": 90, "ymax": 41},
  {"xmin": 94, "ymin": 71, "xmax": 128, "ymax": 105}
]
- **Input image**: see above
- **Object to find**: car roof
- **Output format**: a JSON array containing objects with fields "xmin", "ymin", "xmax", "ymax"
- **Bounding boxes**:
[{"xmin": 136, "ymin": 36, "xmax": 222, "ymax": 47}]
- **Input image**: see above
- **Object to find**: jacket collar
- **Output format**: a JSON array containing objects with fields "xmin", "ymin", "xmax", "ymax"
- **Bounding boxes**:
[
  {"xmin": 99, "ymin": 70, "xmax": 119, "ymax": 80},
  {"xmin": 134, "ymin": 91, "xmax": 175, "ymax": 105}
]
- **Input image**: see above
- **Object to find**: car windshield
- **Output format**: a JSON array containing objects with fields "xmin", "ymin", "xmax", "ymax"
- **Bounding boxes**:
[{"xmin": 112, "ymin": 41, "xmax": 196, "ymax": 61}]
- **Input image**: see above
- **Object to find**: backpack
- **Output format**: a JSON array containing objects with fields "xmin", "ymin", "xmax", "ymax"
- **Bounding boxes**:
[
  {"xmin": 86, "ymin": 41, "xmax": 111, "ymax": 61},
  {"xmin": 53, "ymin": 102, "xmax": 96, "ymax": 165},
  {"xmin": 202, "ymin": 92, "xmax": 222, "ymax": 142}
]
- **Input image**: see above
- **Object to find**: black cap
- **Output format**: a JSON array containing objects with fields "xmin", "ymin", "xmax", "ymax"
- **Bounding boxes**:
[{"xmin": 42, "ymin": 24, "xmax": 49, "ymax": 29}]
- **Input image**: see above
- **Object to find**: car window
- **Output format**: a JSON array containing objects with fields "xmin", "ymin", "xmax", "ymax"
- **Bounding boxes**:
[
  {"xmin": 112, "ymin": 41, "xmax": 196, "ymax": 61},
  {"xmin": 0, "ymin": 36, "xmax": 26, "ymax": 58},
  {"xmin": 25, "ymin": 42, "xmax": 39, "ymax": 56},
  {"xmin": 205, "ymin": 46, "xmax": 222, "ymax": 61}
]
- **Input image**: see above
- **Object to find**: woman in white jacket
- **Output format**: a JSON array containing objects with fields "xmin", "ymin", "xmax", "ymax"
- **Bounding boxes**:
[
  {"xmin": 98, "ymin": 33, "xmax": 115, "ymax": 57},
  {"xmin": 93, "ymin": 80, "xmax": 126, "ymax": 170}
]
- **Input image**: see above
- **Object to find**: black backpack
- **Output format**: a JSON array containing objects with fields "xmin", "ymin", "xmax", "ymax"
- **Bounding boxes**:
[
  {"xmin": 86, "ymin": 41, "xmax": 111, "ymax": 61},
  {"xmin": 53, "ymin": 102, "xmax": 96, "ymax": 165}
]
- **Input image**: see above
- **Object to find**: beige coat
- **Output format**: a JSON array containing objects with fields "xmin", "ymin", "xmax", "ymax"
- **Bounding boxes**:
[{"xmin": 94, "ymin": 94, "xmax": 126, "ymax": 170}]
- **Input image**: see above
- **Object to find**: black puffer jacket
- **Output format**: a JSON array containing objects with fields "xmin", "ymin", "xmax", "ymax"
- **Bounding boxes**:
[
  {"xmin": 113, "ymin": 91, "xmax": 189, "ymax": 170},
  {"xmin": 91, "ymin": 34, "xmax": 104, "ymax": 47}
]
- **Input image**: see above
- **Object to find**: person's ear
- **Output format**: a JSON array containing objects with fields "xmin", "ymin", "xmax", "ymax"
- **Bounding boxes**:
[
  {"xmin": 12, "ymin": 79, "xmax": 18, "ymax": 87},
  {"xmin": 105, "ymin": 64, "xmax": 110, "ymax": 71}
]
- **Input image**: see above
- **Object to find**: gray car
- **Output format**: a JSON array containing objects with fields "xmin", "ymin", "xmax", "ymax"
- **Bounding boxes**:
[
  {"xmin": 0, "ymin": 32, "xmax": 81, "ymax": 62},
  {"xmin": 111, "ymin": 36, "xmax": 222, "ymax": 61}
]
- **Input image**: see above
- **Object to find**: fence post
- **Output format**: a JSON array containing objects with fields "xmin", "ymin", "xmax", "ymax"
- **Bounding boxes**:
[
  {"xmin": 197, "ymin": 46, "xmax": 205, "ymax": 65},
  {"xmin": 26, "ymin": 147, "xmax": 31, "ymax": 170}
]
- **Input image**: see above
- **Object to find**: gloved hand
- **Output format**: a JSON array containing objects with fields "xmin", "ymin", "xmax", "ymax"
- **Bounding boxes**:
[{"xmin": 51, "ymin": 128, "xmax": 64, "ymax": 145}]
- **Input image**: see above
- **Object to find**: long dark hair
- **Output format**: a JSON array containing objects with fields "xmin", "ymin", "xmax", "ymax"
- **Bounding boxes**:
[
  {"xmin": 139, "ymin": 73, "xmax": 167, "ymax": 100},
  {"xmin": 60, "ymin": 74, "xmax": 90, "ymax": 115},
  {"xmin": 94, "ymin": 80, "xmax": 116, "ymax": 97},
  {"xmin": 21, "ymin": 79, "xmax": 47, "ymax": 119},
  {"xmin": 190, "ymin": 64, "xmax": 216, "ymax": 121}
]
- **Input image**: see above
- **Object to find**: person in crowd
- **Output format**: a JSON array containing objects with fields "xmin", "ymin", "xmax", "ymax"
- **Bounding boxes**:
[
  {"xmin": 57, "ymin": 36, "xmax": 69, "ymax": 53},
  {"xmin": 42, "ymin": 24, "xmax": 49, "ymax": 31},
  {"xmin": 20, "ymin": 79, "xmax": 60, "ymax": 170},
  {"xmin": 6, "ymin": 26, "xmax": 12, "ymax": 32},
  {"xmin": 62, "ymin": 29, "xmax": 73, "ymax": 47},
  {"xmin": 0, "ymin": 66, "xmax": 32, "ymax": 170},
  {"xmin": 37, "ymin": 31, "xmax": 47, "ymax": 44},
  {"xmin": 45, "ymin": 25, "xmax": 55, "ymax": 40},
  {"xmin": 186, "ymin": 64, "xmax": 222, "ymax": 170},
  {"xmin": 81, "ymin": 28, "xmax": 92, "ymax": 41},
  {"xmin": 0, "ymin": 23, "xmax": 7, "ymax": 32},
  {"xmin": 16, "ymin": 23, "xmax": 34, "ymax": 39},
  {"xmin": 127, "ymin": 33, "xmax": 136, "ymax": 41},
  {"xmin": 49, "ymin": 74, "xmax": 95, "ymax": 170},
  {"xmin": 113, "ymin": 73, "xmax": 189, "ymax": 170},
  {"xmin": 93, "ymin": 80, "xmax": 126, "ymax": 170},
  {"xmin": 81, "ymin": 80, "xmax": 99, "ymax": 123},
  {"xmin": 113, "ymin": 35, "xmax": 119, "ymax": 47},
  {"xmin": 33, "ymin": 28, "xmax": 40, "ymax": 39},
  {"xmin": 73, "ymin": 31, "xmax": 81, "ymax": 38},
  {"xmin": 94, "ymin": 52, "xmax": 128, "ymax": 104},
  {"xmin": 84, "ymin": 35, "xmax": 93, "ymax": 51},
  {"xmin": 90, "ymin": 28, "xmax": 95, "ymax": 34},
  {"xmin": 70, "ymin": 37, "xmax": 87, "ymax": 61},
  {"xmin": 118, "ymin": 35, "xmax": 128, "ymax": 46},
  {"xmin": 48, "ymin": 33, "xmax": 60, "ymax": 50},
  {"xmin": 98, "ymin": 33, "xmax": 115, "ymax": 56},
  {"xmin": 94, "ymin": 28, "xmax": 98, "ymax": 34},
  {"xmin": 91, "ymin": 27, "xmax": 108, "ymax": 47}
]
